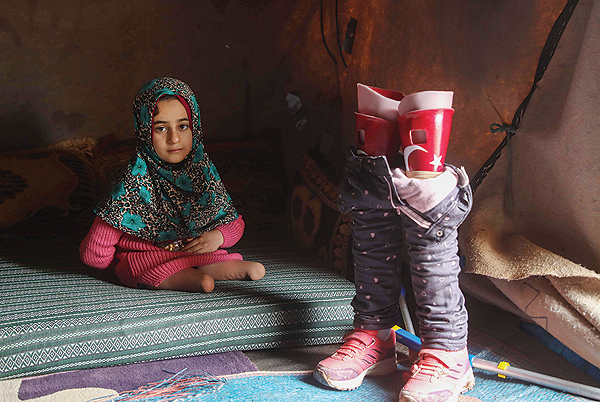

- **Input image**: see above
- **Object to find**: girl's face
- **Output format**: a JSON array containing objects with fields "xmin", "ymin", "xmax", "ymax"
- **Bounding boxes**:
[{"xmin": 151, "ymin": 98, "xmax": 193, "ymax": 164}]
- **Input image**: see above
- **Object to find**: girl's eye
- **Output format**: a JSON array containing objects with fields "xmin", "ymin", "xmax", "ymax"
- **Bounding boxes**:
[
  {"xmin": 154, "ymin": 126, "xmax": 166, "ymax": 133},
  {"xmin": 179, "ymin": 124, "xmax": 189, "ymax": 130}
]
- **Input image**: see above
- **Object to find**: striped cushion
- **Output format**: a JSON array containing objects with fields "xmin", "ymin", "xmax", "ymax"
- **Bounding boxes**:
[{"xmin": 0, "ymin": 231, "xmax": 354, "ymax": 380}]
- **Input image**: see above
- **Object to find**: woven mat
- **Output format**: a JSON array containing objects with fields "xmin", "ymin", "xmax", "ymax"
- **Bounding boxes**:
[{"xmin": 0, "ymin": 231, "xmax": 355, "ymax": 380}]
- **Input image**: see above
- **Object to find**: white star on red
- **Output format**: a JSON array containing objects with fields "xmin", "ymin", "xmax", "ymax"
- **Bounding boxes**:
[{"xmin": 430, "ymin": 154, "xmax": 443, "ymax": 170}]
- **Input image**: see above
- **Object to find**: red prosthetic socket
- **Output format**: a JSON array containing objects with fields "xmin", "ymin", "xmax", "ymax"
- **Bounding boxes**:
[
  {"xmin": 355, "ymin": 85, "xmax": 404, "ymax": 162},
  {"xmin": 355, "ymin": 112, "xmax": 401, "ymax": 162},
  {"xmin": 397, "ymin": 108, "xmax": 454, "ymax": 179}
]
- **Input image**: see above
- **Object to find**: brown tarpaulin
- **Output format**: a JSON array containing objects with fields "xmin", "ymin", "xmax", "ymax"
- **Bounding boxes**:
[{"xmin": 275, "ymin": 0, "xmax": 567, "ymax": 178}]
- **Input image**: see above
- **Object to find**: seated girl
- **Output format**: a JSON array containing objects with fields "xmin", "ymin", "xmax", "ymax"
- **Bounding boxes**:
[{"xmin": 80, "ymin": 77, "xmax": 265, "ymax": 292}]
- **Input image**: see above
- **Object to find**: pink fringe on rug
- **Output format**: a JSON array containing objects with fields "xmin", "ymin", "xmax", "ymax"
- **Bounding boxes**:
[{"xmin": 88, "ymin": 369, "xmax": 225, "ymax": 402}]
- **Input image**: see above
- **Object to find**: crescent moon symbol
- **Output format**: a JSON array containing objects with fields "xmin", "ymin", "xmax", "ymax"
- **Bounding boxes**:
[{"xmin": 403, "ymin": 145, "xmax": 428, "ymax": 171}]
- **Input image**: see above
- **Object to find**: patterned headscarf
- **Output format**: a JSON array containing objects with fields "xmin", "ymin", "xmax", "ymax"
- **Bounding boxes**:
[{"xmin": 95, "ymin": 77, "xmax": 239, "ymax": 245}]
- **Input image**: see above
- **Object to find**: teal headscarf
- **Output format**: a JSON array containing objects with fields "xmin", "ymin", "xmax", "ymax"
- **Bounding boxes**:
[{"xmin": 95, "ymin": 77, "xmax": 239, "ymax": 245}]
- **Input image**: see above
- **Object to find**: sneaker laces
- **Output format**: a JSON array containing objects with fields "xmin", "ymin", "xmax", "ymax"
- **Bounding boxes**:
[
  {"xmin": 409, "ymin": 352, "xmax": 449, "ymax": 380},
  {"xmin": 331, "ymin": 333, "xmax": 375, "ymax": 361}
]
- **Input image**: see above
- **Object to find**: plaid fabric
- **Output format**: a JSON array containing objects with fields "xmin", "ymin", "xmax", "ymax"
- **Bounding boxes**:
[{"xmin": 0, "ymin": 231, "xmax": 354, "ymax": 380}]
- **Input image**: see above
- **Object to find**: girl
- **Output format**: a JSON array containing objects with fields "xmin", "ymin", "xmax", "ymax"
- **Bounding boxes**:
[{"xmin": 80, "ymin": 77, "xmax": 265, "ymax": 293}]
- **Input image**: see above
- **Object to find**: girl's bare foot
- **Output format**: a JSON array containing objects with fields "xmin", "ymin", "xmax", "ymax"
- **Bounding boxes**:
[
  {"xmin": 198, "ymin": 260, "xmax": 265, "ymax": 281},
  {"xmin": 246, "ymin": 261, "xmax": 266, "ymax": 280}
]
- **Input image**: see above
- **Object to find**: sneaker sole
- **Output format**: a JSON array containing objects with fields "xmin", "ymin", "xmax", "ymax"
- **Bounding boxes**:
[
  {"xmin": 313, "ymin": 356, "xmax": 398, "ymax": 391},
  {"xmin": 399, "ymin": 368, "xmax": 475, "ymax": 402}
]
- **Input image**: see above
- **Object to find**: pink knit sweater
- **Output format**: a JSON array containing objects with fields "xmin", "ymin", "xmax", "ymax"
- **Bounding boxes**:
[{"xmin": 80, "ymin": 216, "xmax": 245, "ymax": 288}]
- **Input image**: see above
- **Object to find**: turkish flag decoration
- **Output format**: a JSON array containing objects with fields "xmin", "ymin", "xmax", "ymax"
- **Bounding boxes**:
[{"xmin": 397, "ymin": 108, "xmax": 454, "ymax": 173}]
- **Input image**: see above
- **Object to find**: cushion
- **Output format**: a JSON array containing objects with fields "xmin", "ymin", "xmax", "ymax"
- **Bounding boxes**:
[
  {"xmin": 90, "ymin": 135, "xmax": 137, "ymax": 198},
  {"xmin": 0, "ymin": 231, "xmax": 354, "ymax": 380},
  {"xmin": 205, "ymin": 140, "xmax": 288, "ymax": 230},
  {"xmin": 287, "ymin": 149, "xmax": 354, "ymax": 281},
  {"xmin": 0, "ymin": 138, "xmax": 99, "ymax": 235}
]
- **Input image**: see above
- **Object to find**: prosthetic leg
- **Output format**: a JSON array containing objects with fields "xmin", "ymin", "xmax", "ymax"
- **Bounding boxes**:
[
  {"xmin": 393, "ymin": 90, "xmax": 475, "ymax": 402},
  {"xmin": 313, "ymin": 85, "xmax": 406, "ymax": 390}
]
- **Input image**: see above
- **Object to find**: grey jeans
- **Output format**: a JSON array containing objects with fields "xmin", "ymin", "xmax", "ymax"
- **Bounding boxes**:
[{"xmin": 338, "ymin": 148, "xmax": 472, "ymax": 351}]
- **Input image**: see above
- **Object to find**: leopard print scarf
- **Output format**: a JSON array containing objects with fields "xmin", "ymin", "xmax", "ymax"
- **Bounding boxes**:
[{"xmin": 95, "ymin": 77, "xmax": 238, "ymax": 245}]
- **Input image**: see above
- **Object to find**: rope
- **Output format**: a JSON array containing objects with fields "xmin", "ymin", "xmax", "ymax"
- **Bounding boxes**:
[
  {"xmin": 320, "ymin": 0, "xmax": 338, "ymax": 65},
  {"xmin": 335, "ymin": 0, "xmax": 348, "ymax": 67},
  {"xmin": 489, "ymin": 122, "xmax": 517, "ymax": 136},
  {"xmin": 487, "ymin": 123, "xmax": 517, "ymax": 214},
  {"xmin": 470, "ymin": 0, "xmax": 579, "ymax": 193}
]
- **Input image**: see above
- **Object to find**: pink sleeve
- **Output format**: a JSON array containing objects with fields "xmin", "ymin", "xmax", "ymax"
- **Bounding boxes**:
[
  {"xmin": 80, "ymin": 216, "xmax": 123, "ymax": 269},
  {"xmin": 216, "ymin": 215, "xmax": 245, "ymax": 248}
]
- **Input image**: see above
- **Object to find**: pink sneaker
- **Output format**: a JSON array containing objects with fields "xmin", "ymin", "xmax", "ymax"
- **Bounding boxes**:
[
  {"xmin": 399, "ymin": 347, "xmax": 474, "ymax": 402},
  {"xmin": 313, "ymin": 328, "xmax": 397, "ymax": 390}
]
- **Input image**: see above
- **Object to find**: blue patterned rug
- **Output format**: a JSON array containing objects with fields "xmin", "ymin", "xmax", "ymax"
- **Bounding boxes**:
[
  {"xmin": 83, "ymin": 359, "xmax": 595, "ymax": 402},
  {"xmin": 204, "ymin": 345, "xmax": 599, "ymax": 402},
  {"xmin": 108, "ymin": 330, "xmax": 599, "ymax": 402},
  {"xmin": 200, "ymin": 340, "xmax": 598, "ymax": 402}
]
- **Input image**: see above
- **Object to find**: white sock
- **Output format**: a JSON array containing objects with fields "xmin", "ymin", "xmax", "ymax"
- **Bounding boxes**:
[{"xmin": 391, "ymin": 167, "xmax": 459, "ymax": 213}]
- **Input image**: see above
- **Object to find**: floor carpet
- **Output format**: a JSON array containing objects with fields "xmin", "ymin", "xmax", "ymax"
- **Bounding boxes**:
[{"xmin": 2, "ymin": 330, "xmax": 599, "ymax": 401}]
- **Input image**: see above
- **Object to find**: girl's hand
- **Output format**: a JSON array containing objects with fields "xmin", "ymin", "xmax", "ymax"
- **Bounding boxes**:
[{"xmin": 182, "ymin": 230, "xmax": 224, "ymax": 254}]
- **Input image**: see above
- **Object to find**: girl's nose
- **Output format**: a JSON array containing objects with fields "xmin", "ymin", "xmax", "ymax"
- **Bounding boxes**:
[{"xmin": 168, "ymin": 130, "xmax": 181, "ymax": 144}]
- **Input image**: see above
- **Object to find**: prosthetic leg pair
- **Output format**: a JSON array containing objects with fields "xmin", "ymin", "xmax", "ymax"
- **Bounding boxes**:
[{"xmin": 314, "ymin": 85, "xmax": 474, "ymax": 402}]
